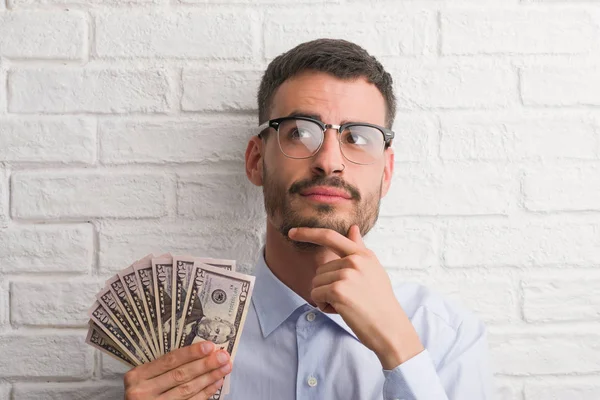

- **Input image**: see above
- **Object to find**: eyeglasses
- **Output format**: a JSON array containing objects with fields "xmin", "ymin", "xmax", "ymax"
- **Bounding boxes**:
[{"xmin": 258, "ymin": 116, "xmax": 394, "ymax": 165}]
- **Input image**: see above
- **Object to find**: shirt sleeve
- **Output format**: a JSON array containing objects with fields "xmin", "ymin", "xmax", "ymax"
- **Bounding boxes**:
[{"xmin": 381, "ymin": 314, "xmax": 494, "ymax": 400}]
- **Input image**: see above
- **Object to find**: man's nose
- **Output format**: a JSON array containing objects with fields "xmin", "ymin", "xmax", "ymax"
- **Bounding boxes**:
[{"xmin": 310, "ymin": 128, "xmax": 345, "ymax": 176}]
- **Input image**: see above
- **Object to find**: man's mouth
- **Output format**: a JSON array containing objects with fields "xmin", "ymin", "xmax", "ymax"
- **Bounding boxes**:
[{"xmin": 299, "ymin": 186, "xmax": 353, "ymax": 203}]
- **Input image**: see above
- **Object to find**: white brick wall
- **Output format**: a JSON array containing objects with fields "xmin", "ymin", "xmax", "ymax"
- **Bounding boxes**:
[{"xmin": 1, "ymin": 0, "xmax": 599, "ymax": 398}]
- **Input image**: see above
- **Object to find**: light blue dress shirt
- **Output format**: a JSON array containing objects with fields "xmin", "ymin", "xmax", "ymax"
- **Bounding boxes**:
[{"xmin": 229, "ymin": 250, "xmax": 494, "ymax": 399}]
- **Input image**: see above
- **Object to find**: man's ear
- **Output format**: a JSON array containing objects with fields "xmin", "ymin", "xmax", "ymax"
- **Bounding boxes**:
[
  {"xmin": 380, "ymin": 146, "xmax": 394, "ymax": 198},
  {"xmin": 245, "ymin": 136, "xmax": 264, "ymax": 186}
]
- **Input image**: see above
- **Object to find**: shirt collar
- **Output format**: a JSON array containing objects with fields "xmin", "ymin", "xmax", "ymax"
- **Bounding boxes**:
[{"xmin": 252, "ymin": 249, "xmax": 359, "ymax": 340}]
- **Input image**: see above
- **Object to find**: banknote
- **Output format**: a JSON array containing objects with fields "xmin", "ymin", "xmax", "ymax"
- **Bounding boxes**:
[
  {"xmin": 176, "ymin": 263, "xmax": 255, "ymax": 399},
  {"xmin": 96, "ymin": 285, "xmax": 152, "ymax": 363},
  {"xmin": 153, "ymin": 255, "xmax": 174, "ymax": 355},
  {"xmin": 86, "ymin": 321, "xmax": 136, "ymax": 367},
  {"xmin": 88, "ymin": 301, "xmax": 148, "ymax": 365},
  {"xmin": 133, "ymin": 255, "xmax": 162, "ymax": 356},
  {"xmin": 86, "ymin": 252, "xmax": 252, "ymax": 400},
  {"xmin": 120, "ymin": 265, "xmax": 160, "ymax": 358},
  {"xmin": 105, "ymin": 275, "xmax": 155, "ymax": 362},
  {"xmin": 196, "ymin": 257, "xmax": 236, "ymax": 272},
  {"xmin": 171, "ymin": 256, "xmax": 196, "ymax": 349}
]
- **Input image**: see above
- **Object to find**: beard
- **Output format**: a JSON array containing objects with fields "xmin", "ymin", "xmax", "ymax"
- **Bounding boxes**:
[{"xmin": 262, "ymin": 161, "xmax": 382, "ymax": 250}]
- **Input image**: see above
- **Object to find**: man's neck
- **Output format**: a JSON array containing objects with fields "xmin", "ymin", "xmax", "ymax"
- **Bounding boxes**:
[{"xmin": 263, "ymin": 221, "xmax": 339, "ymax": 305}]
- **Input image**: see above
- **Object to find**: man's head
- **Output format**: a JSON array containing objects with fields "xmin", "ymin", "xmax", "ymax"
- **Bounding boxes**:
[{"xmin": 246, "ymin": 39, "xmax": 396, "ymax": 248}]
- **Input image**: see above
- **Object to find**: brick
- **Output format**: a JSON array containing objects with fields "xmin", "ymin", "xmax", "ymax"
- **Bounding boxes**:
[
  {"xmin": 101, "ymin": 353, "xmax": 131, "ymax": 378},
  {"xmin": 364, "ymin": 218, "xmax": 437, "ymax": 269},
  {"xmin": 440, "ymin": 113, "xmax": 596, "ymax": 161},
  {"xmin": 0, "ymin": 169, "xmax": 7, "ymax": 228},
  {"xmin": 0, "ymin": 224, "xmax": 93, "ymax": 273},
  {"xmin": 8, "ymin": 68, "xmax": 170, "ymax": 114},
  {"xmin": 525, "ymin": 383, "xmax": 600, "ymax": 400},
  {"xmin": 381, "ymin": 164, "xmax": 515, "ymax": 216},
  {"xmin": 496, "ymin": 380, "xmax": 522, "ymax": 400},
  {"xmin": 181, "ymin": 69, "xmax": 261, "ymax": 111},
  {"xmin": 0, "ymin": 117, "xmax": 95, "ymax": 163},
  {"xmin": 14, "ymin": 0, "xmax": 159, "ymax": 6},
  {"xmin": 444, "ymin": 221, "xmax": 600, "ymax": 268},
  {"xmin": 11, "ymin": 279, "xmax": 104, "ymax": 327},
  {"xmin": 523, "ymin": 279, "xmax": 600, "ymax": 322},
  {"xmin": 442, "ymin": 9, "xmax": 595, "ymax": 55},
  {"xmin": 0, "ymin": 11, "xmax": 85, "ymax": 60},
  {"xmin": 523, "ymin": 165, "xmax": 600, "ymax": 212},
  {"xmin": 0, "ymin": 386, "xmax": 10, "ymax": 399},
  {"xmin": 98, "ymin": 220, "xmax": 262, "ymax": 273},
  {"xmin": 177, "ymin": 173, "xmax": 264, "ymax": 220},
  {"xmin": 490, "ymin": 335, "xmax": 600, "ymax": 375},
  {"xmin": 521, "ymin": 67, "xmax": 600, "ymax": 107},
  {"xmin": 0, "ymin": 284, "xmax": 7, "ymax": 327},
  {"xmin": 99, "ymin": 116, "xmax": 254, "ymax": 165},
  {"xmin": 393, "ymin": 64, "xmax": 514, "ymax": 110},
  {"xmin": 0, "ymin": 63, "xmax": 6, "ymax": 114},
  {"xmin": 264, "ymin": 7, "xmax": 433, "ymax": 59},
  {"xmin": 0, "ymin": 334, "xmax": 93, "ymax": 377},
  {"xmin": 11, "ymin": 171, "xmax": 170, "ymax": 220},
  {"xmin": 14, "ymin": 382, "xmax": 123, "ymax": 399},
  {"xmin": 95, "ymin": 11, "xmax": 255, "ymax": 59},
  {"xmin": 422, "ymin": 275, "xmax": 518, "ymax": 323},
  {"xmin": 391, "ymin": 115, "xmax": 436, "ymax": 162}
]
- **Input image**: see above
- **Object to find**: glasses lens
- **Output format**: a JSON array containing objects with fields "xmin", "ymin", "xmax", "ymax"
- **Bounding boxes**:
[
  {"xmin": 277, "ymin": 119, "xmax": 323, "ymax": 159},
  {"xmin": 340, "ymin": 125, "xmax": 385, "ymax": 164}
]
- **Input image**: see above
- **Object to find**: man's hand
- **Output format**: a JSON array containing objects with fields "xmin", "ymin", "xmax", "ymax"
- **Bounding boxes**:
[
  {"xmin": 124, "ymin": 341, "xmax": 232, "ymax": 400},
  {"xmin": 288, "ymin": 225, "xmax": 425, "ymax": 370}
]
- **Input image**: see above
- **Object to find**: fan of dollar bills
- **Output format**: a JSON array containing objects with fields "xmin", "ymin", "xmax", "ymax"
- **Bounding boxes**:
[{"xmin": 86, "ymin": 254, "xmax": 255, "ymax": 399}]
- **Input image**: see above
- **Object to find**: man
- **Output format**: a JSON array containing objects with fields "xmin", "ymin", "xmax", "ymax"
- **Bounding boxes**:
[{"xmin": 123, "ymin": 38, "xmax": 494, "ymax": 400}]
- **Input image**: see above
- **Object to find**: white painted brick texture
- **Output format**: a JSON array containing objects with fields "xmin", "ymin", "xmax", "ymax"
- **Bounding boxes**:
[{"xmin": 1, "ymin": 0, "xmax": 600, "ymax": 396}]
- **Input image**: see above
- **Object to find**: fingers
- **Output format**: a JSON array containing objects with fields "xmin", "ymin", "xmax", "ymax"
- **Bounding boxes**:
[
  {"xmin": 152, "ymin": 349, "xmax": 231, "ymax": 395},
  {"xmin": 288, "ymin": 227, "xmax": 359, "ymax": 257},
  {"xmin": 158, "ymin": 353, "xmax": 231, "ymax": 400},
  {"xmin": 189, "ymin": 378, "xmax": 224, "ymax": 400},
  {"xmin": 130, "ymin": 341, "xmax": 215, "ymax": 383}
]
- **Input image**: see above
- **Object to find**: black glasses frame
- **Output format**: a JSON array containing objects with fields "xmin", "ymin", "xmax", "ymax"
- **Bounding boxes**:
[{"xmin": 258, "ymin": 116, "xmax": 395, "ymax": 146}]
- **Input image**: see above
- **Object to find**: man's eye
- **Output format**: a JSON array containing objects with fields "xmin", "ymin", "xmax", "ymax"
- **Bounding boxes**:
[
  {"xmin": 345, "ymin": 133, "xmax": 369, "ymax": 145},
  {"xmin": 289, "ymin": 128, "xmax": 311, "ymax": 139}
]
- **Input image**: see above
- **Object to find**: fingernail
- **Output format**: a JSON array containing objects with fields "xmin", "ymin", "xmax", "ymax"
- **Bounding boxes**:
[
  {"xmin": 220, "ymin": 363, "xmax": 231, "ymax": 373},
  {"xmin": 216, "ymin": 351, "xmax": 229, "ymax": 363},
  {"xmin": 288, "ymin": 228, "xmax": 296, "ymax": 236},
  {"xmin": 201, "ymin": 342, "xmax": 213, "ymax": 354}
]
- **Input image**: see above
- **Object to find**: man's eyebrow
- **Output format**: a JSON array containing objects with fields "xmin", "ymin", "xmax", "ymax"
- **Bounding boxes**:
[{"xmin": 284, "ymin": 110, "xmax": 366, "ymax": 125}]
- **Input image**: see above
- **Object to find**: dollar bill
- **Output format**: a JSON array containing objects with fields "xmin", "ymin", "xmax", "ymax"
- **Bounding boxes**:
[
  {"xmin": 133, "ymin": 254, "xmax": 163, "ymax": 356},
  {"xmin": 196, "ymin": 257, "xmax": 236, "ymax": 272},
  {"xmin": 120, "ymin": 265, "xmax": 160, "ymax": 358},
  {"xmin": 96, "ymin": 285, "xmax": 153, "ymax": 363},
  {"xmin": 153, "ymin": 255, "xmax": 174, "ymax": 355},
  {"xmin": 176, "ymin": 263, "xmax": 255, "ymax": 399},
  {"xmin": 86, "ymin": 321, "xmax": 136, "ymax": 367},
  {"xmin": 106, "ymin": 274, "xmax": 155, "ymax": 361},
  {"xmin": 171, "ymin": 256, "xmax": 196, "ymax": 349},
  {"xmin": 88, "ymin": 301, "xmax": 148, "ymax": 365}
]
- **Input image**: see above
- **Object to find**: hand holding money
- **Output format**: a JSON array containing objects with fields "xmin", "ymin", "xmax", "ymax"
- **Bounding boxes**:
[
  {"xmin": 86, "ymin": 253, "xmax": 255, "ymax": 399},
  {"xmin": 123, "ymin": 341, "xmax": 232, "ymax": 400}
]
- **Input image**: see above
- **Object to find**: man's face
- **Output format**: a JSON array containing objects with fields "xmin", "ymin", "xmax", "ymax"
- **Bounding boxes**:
[
  {"xmin": 258, "ymin": 71, "xmax": 394, "ymax": 245},
  {"xmin": 198, "ymin": 318, "xmax": 234, "ymax": 344}
]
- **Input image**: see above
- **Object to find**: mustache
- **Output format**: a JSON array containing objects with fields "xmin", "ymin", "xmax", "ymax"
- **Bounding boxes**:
[{"xmin": 288, "ymin": 176, "xmax": 361, "ymax": 201}]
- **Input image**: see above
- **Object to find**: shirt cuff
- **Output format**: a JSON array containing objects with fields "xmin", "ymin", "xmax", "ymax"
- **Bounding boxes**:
[{"xmin": 382, "ymin": 349, "xmax": 449, "ymax": 400}]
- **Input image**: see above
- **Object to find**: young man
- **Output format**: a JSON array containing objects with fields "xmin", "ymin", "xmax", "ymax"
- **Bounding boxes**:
[{"xmin": 123, "ymin": 39, "xmax": 494, "ymax": 400}]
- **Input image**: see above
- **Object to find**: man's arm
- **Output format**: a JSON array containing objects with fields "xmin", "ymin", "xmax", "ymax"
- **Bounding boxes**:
[{"xmin": 382, "ymin": 313, "xmax": 494, "ymax": 400}]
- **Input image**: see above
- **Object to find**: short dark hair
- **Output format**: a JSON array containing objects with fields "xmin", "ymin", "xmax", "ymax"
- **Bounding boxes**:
[{"xmin": 257, "ymin": 38, "xmax": 396, "ymax": 129}]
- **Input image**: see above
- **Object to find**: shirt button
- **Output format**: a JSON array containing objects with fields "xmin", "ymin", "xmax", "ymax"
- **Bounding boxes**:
[
  {"xmin": 306, "ymin": 312, "xmax": 316, "ymax": 322},
  {"xmin": 307, "ymin": 376, "xmax": 318, "ymax": 387}
]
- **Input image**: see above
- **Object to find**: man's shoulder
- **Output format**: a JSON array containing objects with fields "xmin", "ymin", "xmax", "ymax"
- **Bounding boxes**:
[{"xmin": 391, "ymin": 280, "xmax": 485, "ymax": 335}]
